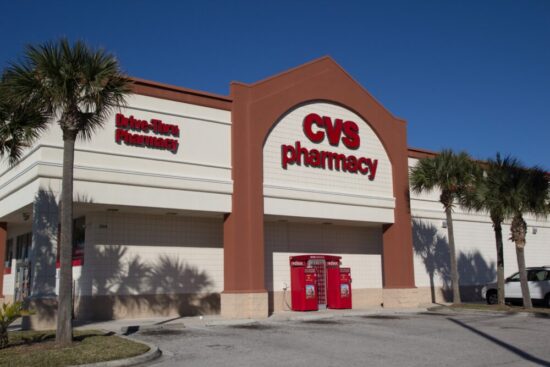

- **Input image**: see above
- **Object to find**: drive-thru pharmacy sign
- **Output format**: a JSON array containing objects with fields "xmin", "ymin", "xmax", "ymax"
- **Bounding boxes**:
[
  {"xmin": 281, "ymin": 113, "xmax": 378, "ymax": 180},
  {"xmin": 115, "ymin": 113, "xmax": 180, "ymax": 153}
]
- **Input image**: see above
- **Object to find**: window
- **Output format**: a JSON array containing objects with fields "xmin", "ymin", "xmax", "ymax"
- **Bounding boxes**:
[
  {"xmin": 56, "ymin": 217, "xmax": 86, "ymax": 267},
  {"xmin": 529, "ymin": 270, "xmax": 548, "ymax": 282},
  {"xmin": 508, "ymin": 272, "xmax": 520, "ymax": 281},
  {"xmin": 5, "ymin": 238, "xmax": 13, "ymax": 269},
  {"xmin": 15, "ymin": 233, "xmax": 31, "ymax": 261},
  {"xmin": 73, "ymin": 217, "xmax": 85, "ymax": 260}
]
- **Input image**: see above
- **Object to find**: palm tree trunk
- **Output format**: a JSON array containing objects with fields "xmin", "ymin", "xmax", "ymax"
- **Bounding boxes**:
[
  {"xmin": 493, "ymin": 221, "xmax": 505, "ymax": 305},
  {"xmin": 429, "ymin": 271, "xmax": 436, "ymax": 303},
  {"xmin": 515, "ymin": 245, "xmax": 532, "ymax": 308},
  {"xmin": 445, "ymin": 207, "xmax": 461, "ymax": 304},
  {"xmin": 511, "ymin": 214, "xmax": 532, "ymax": 309},
  {"xmin": 56, "ymin": 134, "xmax": 75, "ymax": 345}
]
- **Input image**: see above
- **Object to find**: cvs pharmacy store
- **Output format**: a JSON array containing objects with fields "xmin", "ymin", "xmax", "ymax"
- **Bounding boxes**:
[{"xmin": 2, "ymin": 57, "xmax": 545, "ymax": 325}]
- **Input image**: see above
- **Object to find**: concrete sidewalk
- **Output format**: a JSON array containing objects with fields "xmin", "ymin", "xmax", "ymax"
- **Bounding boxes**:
[{"xmin": 74, "ymin": 306, "xmax": 431, "ymax": 334}]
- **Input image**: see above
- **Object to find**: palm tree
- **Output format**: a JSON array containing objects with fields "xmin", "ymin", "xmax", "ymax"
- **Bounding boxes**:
[
  {"xmin": 0, "ymin": 88, "xmax": 49, "ymax": 165},
  {"xmin": 1, "ymin": 39, "xmax": 131, "ymax": 344},
  {"xmin": 461, "ymin": 154, "xmax": 521, "ymax": 305},
  {"xmin": 410, "ymin": 150, "xmax": 479, "ymax": 304},
  {"xmin": 508, "ymin": 165, "xmax": 549, "ymax": 308}
]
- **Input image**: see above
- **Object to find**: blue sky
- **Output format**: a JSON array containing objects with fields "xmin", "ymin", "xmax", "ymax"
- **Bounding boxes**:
[{"xmin": 1, "ymin": 0, "xmax": 548, "ymax": 168}]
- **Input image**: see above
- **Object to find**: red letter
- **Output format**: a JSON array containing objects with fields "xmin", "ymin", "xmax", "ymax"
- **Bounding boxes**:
[
  {"xmin": 342, "ymin": 121, "xmax": 360, "ymax": 149},
  {"xmin": 172, "ymin": 125, "xmax": 180, "ymax": 137},
  {"xmin": 346, "ymin": 155, "xmax": 358, "ymax": 173},
  {"xmin": 309, "ymin": 149, "xmax": 320, "ymax": 167},
  {"xmin": 303, "ymin": 113, "xmax": 324, "ymax": 143},
  {"xmin": 358, "ymin": 157, "xmax": 369, "ymax": 175},
  {"xmin": 116, "ymin": 113, "xmax": 129, "ymax": 128},
  {"xmin": 171, "ymin": 140, "xmax": 179, "ymax": 153},
  {"xmin": 115, "ymin": 128, "xmax": 126, "ymax": 143},
  {"xmin": 323, "ymin": 117, "xmax": 343, "ymax": 146},
  {"xmin": 151, "ymin": 119, "xmax": 161, "ymax": 134},
  {"xmin": 367, "ymin": 159, "xmax": 378, "ymax": 180},
  {"xmin": 281, "ymin": 144, "xmax": 297, "ymax": 169}
]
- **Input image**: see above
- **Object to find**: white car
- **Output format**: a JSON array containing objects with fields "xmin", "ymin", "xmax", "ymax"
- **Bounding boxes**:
[{"xmin": 481, "ymin": 267, "xmax": 550, "ymax": 307}]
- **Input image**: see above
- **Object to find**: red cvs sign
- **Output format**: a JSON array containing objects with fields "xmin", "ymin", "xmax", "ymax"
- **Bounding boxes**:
[
  {"xmin": 303, "ymin": 113, "xmax": 360, "ymax": 149},
  {"xmin": 281, "ymin": 113, "xmax": 378, "ymax": 180}
]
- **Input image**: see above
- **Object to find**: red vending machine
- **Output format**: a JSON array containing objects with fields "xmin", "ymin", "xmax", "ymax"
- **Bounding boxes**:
[
  {"xmin": 326, "ymin": 257, "xmax": 341, "ymax": 308},
  {"xmin": 327, "ymin": 267, "xmax": 352, "ymax": 309},
  {"xmin": 289, "ymin": 257, "xmax": 318, "ymax": 311}
]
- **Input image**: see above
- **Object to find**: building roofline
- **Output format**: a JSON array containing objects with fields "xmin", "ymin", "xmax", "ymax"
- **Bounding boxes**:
[
  {"xmin": 129, "ymin": 77, "xmax": 233, "ymax": 111},
  {"xmin": 408, "ymin": 147, "xmax": 438, "ymax": 159},
  {"xmin": 231, "ymin": 56, "xmax": 407, "ymax": 123}
]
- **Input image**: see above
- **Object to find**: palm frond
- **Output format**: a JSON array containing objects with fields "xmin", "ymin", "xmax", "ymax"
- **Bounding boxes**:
[
  {"xmin": 410, "ymin": 149, "xmax": 479, "ymax": 209},
  {"xmin": 0, "ymin": 83, "xmax": 50, "ymax": 166},
  {"xmin": 461, "ymin": 153, "xmax": 549, "ymax": 223},
  {"xmin": 3, "ymin": 38, "xmax": 132, "ymax": 142}
]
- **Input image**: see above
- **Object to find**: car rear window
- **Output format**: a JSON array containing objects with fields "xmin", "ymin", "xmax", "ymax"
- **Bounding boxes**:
[{"xmin": 529, "ymin": 270, "xmax": 548, "ymax": 281}]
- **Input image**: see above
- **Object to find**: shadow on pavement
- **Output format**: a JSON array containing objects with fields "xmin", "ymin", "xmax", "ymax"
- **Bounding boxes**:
[{"xmin": 448, "ymin": 318, "xmax": 550, "ymax": 367}]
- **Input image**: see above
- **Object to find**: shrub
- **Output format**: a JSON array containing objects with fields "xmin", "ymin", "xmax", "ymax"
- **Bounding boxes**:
[{"xmin": 0, "ymin": 302, "xmax": 28, "ymax": 349}]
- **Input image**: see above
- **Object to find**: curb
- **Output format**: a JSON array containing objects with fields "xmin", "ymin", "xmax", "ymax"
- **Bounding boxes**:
[
  {"xmin": 281, "ymin": 313, "xmax": 336, "ymax": 322},
  {"xmin": 426, "ymin": 306, "xmax": 550, "ymax": 318},
  {"xmin": 204, "ymin": 319, "xmax": 258, "ymax": 327},
  {"xmin": 203, "ymin": 308, "xmax": 432, "ymax": 325},
  {"xmin": 120, "ymin": 322, "xmax": 186, "ymax": 335},
  {"xmin": 68, "ymin": 336, "xmax": 162, "ymax": 367}
]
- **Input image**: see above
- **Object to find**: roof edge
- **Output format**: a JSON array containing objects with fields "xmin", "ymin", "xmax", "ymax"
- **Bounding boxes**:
[
  {"xmin": 230, "ymin": 56, "xmax": 334, "ymax": 88},
  {"xmin": 130, "ymin": 77, "xmax": 233, "ymax": 103},
  {"xmin": 230, "ymin": 56, "xmax": 404, "ymax": 123},
  {"xmin": 408, "ymin": 147, "xmax": 438, "ymax": 159}
]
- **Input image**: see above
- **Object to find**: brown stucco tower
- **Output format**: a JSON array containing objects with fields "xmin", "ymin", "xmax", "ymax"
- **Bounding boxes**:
[{"xmin": 222, "ymin": 57, "xmax": 415, "ymax": 317}]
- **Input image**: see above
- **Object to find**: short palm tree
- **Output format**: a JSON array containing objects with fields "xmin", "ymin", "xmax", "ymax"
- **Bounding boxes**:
[
  {"xmin": 1, "ymin": 39, "xmax": 131, "ymax": 344},
  {"xmin": 410, "ymin": 150, "xmax": 479, "ymax": 304},
  {"xmin": 461, "ymin": 154, "xmax": 521, "ymax": 305},
  {"xmin": 508, "ymin": 165, "xmax": 549, "ymax": 308}
]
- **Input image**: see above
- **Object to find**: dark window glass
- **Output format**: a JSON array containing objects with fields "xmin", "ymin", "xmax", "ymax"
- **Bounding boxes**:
[
  {"xmin": 5, "ymin": 239, "xmax": 13, "ymax": 267},
  {"xmin": 56, "ymin": 217, "xmax": 86, "ymax": 263},
  {"xmin": 531, "ymin": 270, "xmax": 548, "ymax": 282},
  {"xmin": 15, "ymin": 232, "xmax": 31, "ymax": 261},
  {"xmin": 73, "ymin": 217, "xmax": 85, "ymax": 260}
]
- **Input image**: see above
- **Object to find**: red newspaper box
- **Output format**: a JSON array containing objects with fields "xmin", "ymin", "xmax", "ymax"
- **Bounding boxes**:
[
  {"xmin": 327, "ymin": 267, "xmax": 352, "ymax": 309},
  {"xmin": 290, "ymin": 257, "xmax": 318, "ymax": 311},
  {"xmin": 326, "ymin": 257, "xmax": 341, "ymax": 309}
]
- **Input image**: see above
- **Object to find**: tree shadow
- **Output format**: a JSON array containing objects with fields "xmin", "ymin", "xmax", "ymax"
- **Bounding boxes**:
[
  {"xmin": 77, "ymin": 246, "xmax": 218, "ymax": 321},
  {"xmin": 20, "ymin": 188, "xmax": 96, "ymax": 328},
  {"xmin": 412, "ymin": 219, "xmax": 451, "ymax": 302},
  {"xmin": 20, "ymin": 188, "xmax": 59, "ymax": 328},
  {"xmin": 78, "ymin": 245, "xmax": 129, "ymax": 320},
  {"xmin": 147, "ymin": 255, "xmax": 215, "ymax": 316},
  {"xmin": 30, "ymin": 188, "xmax": 58, "ymax": 297},
  {"xmin": 20, "ymin": 332, "xmax": 55, "ymax": 345},
  {"xmin": 457, "ymin": 251, "xmax": 496, "ymax": 301},
  {"xmin": 412, "ymin": 219, "xmax": 496, "ymax": 302},
  {"xmin": 448, "ymin": 317, "xmax": 550, "ymax": 366}
]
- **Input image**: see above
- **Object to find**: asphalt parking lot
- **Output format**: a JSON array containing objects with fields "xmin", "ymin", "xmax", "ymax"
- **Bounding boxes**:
[{"xmin": 131, "ymin": 311, "xmax": 550, "ymax": 367}]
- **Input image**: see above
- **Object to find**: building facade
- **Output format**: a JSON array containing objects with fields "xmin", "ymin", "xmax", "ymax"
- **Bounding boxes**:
[{"xmin": 0, "ymin": 57, "xmax": 548, "ymax": 326}]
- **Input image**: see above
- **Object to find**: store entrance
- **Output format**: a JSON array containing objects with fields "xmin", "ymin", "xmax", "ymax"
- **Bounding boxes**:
[{"xmin": 289, "ymin": 254, "xmax": 344, "ymax": 311}]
